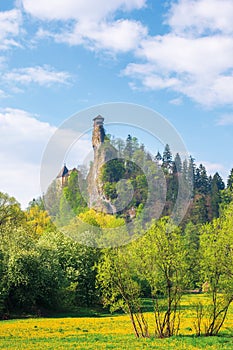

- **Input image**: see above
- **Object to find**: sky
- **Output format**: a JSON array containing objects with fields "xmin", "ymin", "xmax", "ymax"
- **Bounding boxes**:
[{"xmin": 0, "ymin": 0, "xmax": 233, "ymax": 207}]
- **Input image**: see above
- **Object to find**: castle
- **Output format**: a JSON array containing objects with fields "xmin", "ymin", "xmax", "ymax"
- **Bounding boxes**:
[
  {"xmin": 56, "ymin": 115, "xmax": 106, "ymax": 186},
  {"xmin": 56, "ymin": 115, "xmax": 118, "ymax": 213}
]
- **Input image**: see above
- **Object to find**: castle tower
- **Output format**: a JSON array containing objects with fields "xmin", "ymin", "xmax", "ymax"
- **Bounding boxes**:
[
  {"xmin": 92, "ymin": 115, "xmax": 105, "ymax": 151},
  {"xmin": 56, "ymin": 164, "xmax": 69, "ymax": 186}
]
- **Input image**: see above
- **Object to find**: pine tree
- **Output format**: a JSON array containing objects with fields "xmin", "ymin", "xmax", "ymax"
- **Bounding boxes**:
[
  {"xmin": 227, "ymin": 168, "xmax": 233, "ymax": 189},
  {"xmin": 188, "ymin": 156, "xmax": 195, "ymax": 192},
  {"xmin": 195, "ymin": 164, "xmax": 210, "ymax": 195},
  {"xmin": 124, "ymin": 134, "xmax": 133, "ymax": 158},
  {"xmin": 162, "ymin": 144, "xmax": 172, "ymax": 171},
  {"xmin": 191, "ymin": 195, "xmax": 209, "ymax": 224},
  {"xmin": 173, "ymin": 153, "xmax": 182, "ymax": 174},
  {"xmin": 210, "ymin": 172, "xmax": 225, "ymax": 218}
]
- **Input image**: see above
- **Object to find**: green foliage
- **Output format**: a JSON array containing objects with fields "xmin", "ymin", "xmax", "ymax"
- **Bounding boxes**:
[
  {"xmin": 26, "ymin": 205, "xmax": 54, "ymax": 235},
  {"xmin": 63, "ymin": 170, "xmax": 88, "ymax": 215},
  {"xmin": 135, "ymin": 217, "xmax": 188, "ymax": 337},
  {"xmin": 183, "ymin": 222, "xmax": 200, "ymax": 289},
  {"xmin": 173, "ymin": 153, "xmax": 182, "ymax": 173},
  {"xmin": 195, "ymin": 164, "xmax": 210, "ymax": 195},
  {"xmin": 97, "ymin": 247, "xmax": 149, "ymax": 338},
  {"xmin": 190, "ymin": 195, "xmax": 209, "ymax": 224},
  {"xmin": 210, "ymin": 172, "xmax": 225, "ymax": 218},
  {"xmin": 227, "ymin": 168, "xmax": 233, "ymax": 189},
  {"xmin": 103, "ymin": 182, "xmax": 117, "ymax": 200},
  {"xmin": 162, "ymin": 144, "xmax": 172, "ymax": 171},
  {"xmin": 78, "ymin": 209, "xmax": 125, "ymax": 229},
  {"xmin": 2, "ymin": 131, "xmax": 233, "ymax": 345},
  {"xmin": 97, "ymin": 217, "xmax": 188, "ymax": 338},
  {"xmin": 43, "ymin": 180, "xmax": 61, "ymax": 219},
  {"xmin": 198, "ymin": 203, "xmax": 233, "ymax": 335},
  {"xmin": 101, "ymin": 159, "xmax": 125, "ymax": 183},
  {"xmin": 0, "ymin": 192, "xmax": 24, "ymax": 227}
]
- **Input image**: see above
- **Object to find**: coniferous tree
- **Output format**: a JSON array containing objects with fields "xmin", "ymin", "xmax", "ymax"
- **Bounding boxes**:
[
  {"xmin": 115, "ymin": 138, "xmax": 125, "ymax": 157},
  {"xmin": 162, "ymin": 144, "xmax": 172, "ymax": 172},
  {"xmin": 195, "ymin": 164, "xmax": 210, "ymax": 195},
  {"xmin": 190, "ymin": 195, "xmax": 209, "ymax": 224},
  {"xmin": 132, "ymin": 137, "xmax": 139, "ymax": 154},
  {"xmin": 227, "ymin": 168, "xmax": 233, "ymax": 189},
  {"xmin": 182, "ymin": 158, "xmax": 188, "ymax": 180},
  {"xmin": 173, "ymin": 153, "xmax": 182, "ymax": 174},
  {"xmin": 140, "ymin": 143, "xmax": 145, "ymax": 152},
  {"xmin": 210, "ymin": 172, "xmax": 225, "ymax": 218},
  {"xmin": 124, "ymin": 134, "xmax": 133, "ymax": 159},
  {"xmin": 188, "ymin": 156, "xmax": 195, "ymax": 194}
]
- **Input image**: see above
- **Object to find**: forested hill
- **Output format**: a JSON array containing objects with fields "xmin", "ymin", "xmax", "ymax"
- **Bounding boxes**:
[
  {"xmin": 101, "ymin": 135, "xmax": 226, "ymax": 224},
  {"xmin": 1, "ymin": 133, "xmax": 233, "ymax": 322},
  {"xmin": 45, "ymin": 133, "xmax": 230, "ymax": 226}
]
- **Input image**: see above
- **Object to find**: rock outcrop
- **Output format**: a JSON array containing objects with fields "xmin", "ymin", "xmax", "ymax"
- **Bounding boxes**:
[{"xmin": 88, "ymin": 116, "xmax": 117, "ymax": 213}]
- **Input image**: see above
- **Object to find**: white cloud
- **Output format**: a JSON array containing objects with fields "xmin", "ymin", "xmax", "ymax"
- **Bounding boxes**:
[
  {"xmin": 124, "ymin": 0, "xmax": 233, "ymax": 107},
  {"xmin": 0, "ymin": 89, "xmax": 7, "ymax": 98},
  {"xmin": 21, "ymin": 0, "xmax": 146, "ymax": 21},
  {"xmin": 199, "ymin": 161, "xmax": 227, "ymax": 180},
  {"xmin": 169, "ymin": 97, "xmax": 183, "ymax": 106},
  {"xmin": 216, "ymin": 113, "xmax": 233, "ymax": 126},
  {"xmin": 167, "ymin": 0, "xmax": 233, "ymax": 36},
  {"xmin": 0, "ymin": 108, "xmax": 56, "ymax": 207},
  {"xmin": 40, "ymin": 126, "xmax": 93, "ymax": 193},
  {"xmin": 3, "ymin": 65, "xmax": 72, "ymax": 87},
  {"xmin": 136, "ymin": 35, "xmax": 233, "ymax": 76},
  {"xmin": 25, "ymin": 0, "xmax": 148, "ymax": 53},
  {"xmin": 53, "ymin": 19, "xmax": 147, "ymax": 53},
  {"xmin": 0, "ymin": 9, "xmax": 22, "ymax": 50},
  {"xmin": 0, "ymin": 108, "xmax": 93, "ymax": 207}
]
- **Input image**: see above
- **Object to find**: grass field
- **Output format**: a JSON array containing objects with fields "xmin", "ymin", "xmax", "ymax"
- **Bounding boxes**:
[{"xmin": 0, "ymin": 295, "xmax": 233, "ymax": 349}]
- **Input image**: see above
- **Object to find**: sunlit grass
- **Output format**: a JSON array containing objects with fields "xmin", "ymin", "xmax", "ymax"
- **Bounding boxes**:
[{"xmin": 0, "ymin": 294, "xmax": 233, "ymax": 349}]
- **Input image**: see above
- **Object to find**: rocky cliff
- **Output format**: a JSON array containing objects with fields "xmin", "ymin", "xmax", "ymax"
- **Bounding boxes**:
[{"xmin": 87, "ymin": 116, "xmax": 117, "ymax": 213}]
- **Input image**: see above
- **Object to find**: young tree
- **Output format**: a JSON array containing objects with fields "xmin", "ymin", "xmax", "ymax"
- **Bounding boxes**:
[
  {"xmin": 0, "ymin": 192, "xmax": 24, "ymax": 227},
  {"xmin": 97, "ymin": 247, "xmax": 149, "ymax": 338},
  {"xmin": 26, "ymin": 205, "xmax": 54, "ymax": 235},
  {"xmin": 135, "ymin": 217, "xmax": 188, "ymax": 338},
  {"xmin": 43, "ymin": 180, "xmax": 61, "ymax": 219},
  {"xmin": 183, "ymin": 222, "xmax": 200, "ymax": 289},
  {"xmin": 199, "ymin": 204, "xmax": 233, "ymax": 335},
  {"xmin": 63, "ymin": 170, "xmax": 87, "ymax": 215}
]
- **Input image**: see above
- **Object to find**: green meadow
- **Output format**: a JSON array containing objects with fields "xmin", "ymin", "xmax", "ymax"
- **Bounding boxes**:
[{"xmin": 1, "ymin": 295, "xmax": 233, "ymax": 350}]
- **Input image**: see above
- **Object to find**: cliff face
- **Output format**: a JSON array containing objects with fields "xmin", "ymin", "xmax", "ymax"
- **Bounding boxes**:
[
  {"xmin": 87, "ymin": 116, "xmax": 117, "ymax": 213},
  {"xmin": 92, "ymin": 124, "xmax": 105, "ymax": 150}
]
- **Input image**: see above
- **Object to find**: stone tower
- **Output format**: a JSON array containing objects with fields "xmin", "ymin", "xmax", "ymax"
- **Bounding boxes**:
[
  {"xmin": 92, "ymin": 115, "xmax": 105, "ymax": 151},
  {"xmin": 88, "ymin": 115, "xmax": 117, "ymax": 213}
]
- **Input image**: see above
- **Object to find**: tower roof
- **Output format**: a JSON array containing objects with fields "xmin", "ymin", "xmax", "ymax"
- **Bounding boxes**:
[
  {"xmin": 93, "ymin": 115, "xmax": 104, "ymax": 122},
  {"xmin": 57, "ymin": 165, "xmax": 69, "ymax": 178}
]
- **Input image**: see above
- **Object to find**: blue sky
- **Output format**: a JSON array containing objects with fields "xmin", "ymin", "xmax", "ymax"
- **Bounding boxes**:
[{"xmin": 0, "ymin": 0, "xmax": 233, "ymax": 207}]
